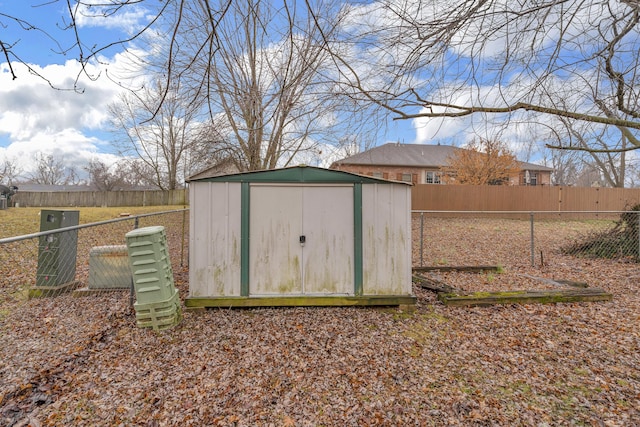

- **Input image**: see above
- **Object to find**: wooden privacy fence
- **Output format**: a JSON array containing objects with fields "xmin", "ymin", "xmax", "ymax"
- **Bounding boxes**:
[
  {"xmin": 12, "ymin": 189, "xmax": 188, "ymax": 207},
  {"xmin": 10, "ymin": 185, "xmax": 640, "ymax": 210},
  {"xmin": 412, "ymin": 185, "xmax": 640, "ymax": 212}
]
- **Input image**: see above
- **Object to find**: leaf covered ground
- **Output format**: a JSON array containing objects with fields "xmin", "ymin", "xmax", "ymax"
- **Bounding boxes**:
[{"xmin": 0, "ymin": 214, "xmax": 639, "ymax": 426}]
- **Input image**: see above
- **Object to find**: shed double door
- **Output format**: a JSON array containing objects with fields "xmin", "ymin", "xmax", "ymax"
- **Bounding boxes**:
[{"xmin": 249, "ymin": 184, "xmax": 354, "ymax": 296}]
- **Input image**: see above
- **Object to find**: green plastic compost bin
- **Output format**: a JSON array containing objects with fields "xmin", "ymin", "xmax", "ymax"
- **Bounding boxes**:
[{"xmin": 125, "ymin": 226, "xmax": 181, "ymax": 330}]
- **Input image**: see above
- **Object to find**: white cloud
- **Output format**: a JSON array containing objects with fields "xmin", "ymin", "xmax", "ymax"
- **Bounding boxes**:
[
  {"xmin": 74, "ymin": 3, "xmax": 151, "ymax": 34},
  {"xmin": 414, "ymin": 115, "xmax": 464, "ymax": 144},
  {"xmin": 0, "ymin": 51, "xmax": 147, "ymax": 178},
  {"xmin": 0, "ymin": 128, "xmax": 120, "ymax": 179},
  {"xmin": 0, "ymin": 62, "xmax": 114, "ymax": 139}
]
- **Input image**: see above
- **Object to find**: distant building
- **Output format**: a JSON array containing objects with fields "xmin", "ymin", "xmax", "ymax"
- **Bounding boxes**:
[
  {"xmin": 330, "ymin": 143, "xmax": 553, "ymax": 185},
  {"xmin": 187, "ymin": 158, "xmax": 241, "ymax": 181},
  {"xmin": 14, "ymin": 183, "xmax": 157, "ymax": 192}
]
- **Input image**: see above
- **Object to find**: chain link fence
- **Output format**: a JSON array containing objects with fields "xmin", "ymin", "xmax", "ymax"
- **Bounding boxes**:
[
  {"xmin": 1, "ymin": 208, "xmax": 190, "ymax": 424},
  {"xmin": 0, "ymin": 209, "xmax": 189, "ymax": 314},
  {"xmin": 2, "ymin": 208, "xmax": 637, "ymax": 316},
  {"xmin": 412, "ymin": 210, "xmax": 640, "ymax": 269}
]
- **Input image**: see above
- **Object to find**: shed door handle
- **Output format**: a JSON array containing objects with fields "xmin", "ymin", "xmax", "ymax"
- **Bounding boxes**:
[{"xmin": 299, "ymin": 235, "xmax": 306, "ymax": 244}]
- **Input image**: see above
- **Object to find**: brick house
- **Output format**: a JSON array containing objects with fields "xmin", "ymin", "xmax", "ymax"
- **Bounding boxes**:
[{"xmin": 330, "ymin": 143, "xmax": 553, "ymax": 185}]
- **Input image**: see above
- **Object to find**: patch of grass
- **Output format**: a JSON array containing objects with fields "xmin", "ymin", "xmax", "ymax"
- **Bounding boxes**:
[
  {"xmin": 391, "ymin": 310, "xmax": 415, "ymax": 321},
  {"xmin": 616, "ymin": 399, "xmax": 631, "ymax": 409},
  {"xmin": 421, "ymin": 306, "xmax": 449, "ymax": 323},
  {"xmin": 0, "ymin": 206, "xmax": 186, "ymax": 238},
  {"xmin": 616, "ymin": 378, "xmax": 630, "ymax": 387},
  {"xmin": 401, "ymin": 308, "xmax": 449, "ymax": 356},
  {"xmin": 573, "ymin": 367, "xmax": 590, "ymax": 376},
  {"xmin": 497, "ymin": 380, "xmax": 533, "ymax": 398}
]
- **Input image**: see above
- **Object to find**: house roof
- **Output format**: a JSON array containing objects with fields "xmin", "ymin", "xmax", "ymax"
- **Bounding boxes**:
[
  {"xmin": 332, "ymin": 143, "xmax": 553, "ymax": 171},
  {"xmin": 14, "ymin": 184, "xmax": 96, "ymax": 192},
  {"xmin": 14, "ymin": 183, "xmax": 158, "ymax": 192},
  {"xmin": 187, "ymin": 165, "xmax": 412, "ymax": 185},
  {"xmin": 186, "ymin": 158, "xmax": 241, "ymax": 181}
]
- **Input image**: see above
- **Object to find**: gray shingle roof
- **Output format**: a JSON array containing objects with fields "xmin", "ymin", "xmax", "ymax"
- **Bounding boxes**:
[
  {"xmin": 14, "ymin": 183, "xmax": 158, "ymax": 192},
  {"xmin": 187, "ymin": 158, "xmax": 241, "ymax": 181},
  {"xmin": 332, "ymin": 143, "xmax": 553, "ymax": 171}
]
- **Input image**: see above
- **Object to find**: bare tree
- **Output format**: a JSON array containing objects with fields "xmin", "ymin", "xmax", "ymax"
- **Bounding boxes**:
[
  {"xmin": 0, "ymin": 156, "xmax": 22, "ymax": 185},
  {"xmin": 6, "ymin": 1, "xmax": 639, "ymax": 160},
  {"xmin": 109, "ymin": 78, "xmax": 220, "ymax": 190},
  {"xmin": 4, "ymin": 1, "xmax": 379, "ymax": 169},
  {"xmin": 162, "ymin": 0, "xmax": 370, "ymax": 172},
  {"xmin": 84, "ymin": 159, "xmax": 135, "ymax": 191},
  {"xmin": 628, "ymin": 157, "xmax": 640, "ymax": 187},
  {"xmin": 28, "ymin": 153, "xmax": 78, "ymax": 186},
  {"xmin": 535, "ymin": 109, "xmax": 640, "ymax": 186},
  {"xmin": 538, "ymin": 143, "xmax": 581, "ymax": 186},
  {"xmin": 559, "ymin": 120, "xmax": 631, "ymax": 188},
  {"xmin": 329, "ymin": 0, "xmax": 640, "ymax": 154}
]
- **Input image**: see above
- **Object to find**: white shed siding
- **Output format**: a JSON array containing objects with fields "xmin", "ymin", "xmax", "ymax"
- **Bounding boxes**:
[
  {"xmin": 361, "ymin": 183, "xmax": 412, "ymax": 295},
  {"xmin": 189, "ymin": 182, "xmax": 242, "ymax": 297}
]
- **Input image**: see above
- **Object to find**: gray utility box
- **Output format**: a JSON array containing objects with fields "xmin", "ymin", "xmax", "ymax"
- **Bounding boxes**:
[
  {"xmin": 88, "ymin": 245, "xmax": 132, "ymax": 289},
  {"xmin": 36, "ymin": 210, "xmax": 79, "ymax": 287}
]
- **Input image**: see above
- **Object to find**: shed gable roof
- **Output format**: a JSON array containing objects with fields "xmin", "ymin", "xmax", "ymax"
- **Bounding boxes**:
[{"xmin": 187, "ymin": 165, "xmax": 411, "ymax": 185}]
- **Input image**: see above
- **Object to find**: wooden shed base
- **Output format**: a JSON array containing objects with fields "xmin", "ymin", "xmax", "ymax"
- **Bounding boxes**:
[{"xmin": 185, "ymin": 295, "xmax": 416, "ymax": 309}]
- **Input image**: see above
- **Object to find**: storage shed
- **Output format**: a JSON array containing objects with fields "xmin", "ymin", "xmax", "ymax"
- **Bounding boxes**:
[{"xmin": 185, "ymin": 166, "xmax": 415, "ymax": 308}]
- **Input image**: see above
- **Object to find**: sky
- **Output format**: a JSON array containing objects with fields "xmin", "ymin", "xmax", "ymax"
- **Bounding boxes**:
[
  {"xmin": 0, "ymin": 1, "xmax": 420, "ymax": 182},
  {"xmin": 2, "ymin": 1, "xmax": 637, "ymax": 186},
  {"xmin": 0, "ymin": 1, "xmax": 151, "ymax": 179}
]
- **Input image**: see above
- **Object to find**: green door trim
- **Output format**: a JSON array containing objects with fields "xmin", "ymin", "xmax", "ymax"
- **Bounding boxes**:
[
  {"xmin": 240, "ymin": 182, "xmax": 250, "ymax": 296},
  {"xmin": 354, "ymin": 183, "xmax": 363, "ymax": 296}
]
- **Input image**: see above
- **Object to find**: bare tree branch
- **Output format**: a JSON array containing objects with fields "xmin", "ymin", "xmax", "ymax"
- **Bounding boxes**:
[
  {"xmin": 396, "ymin": 100, "xmax": 640, "ymax": 132},
  {"xmin": 325, "ymin": 0, "xmax": 640, "ymax": 156}
]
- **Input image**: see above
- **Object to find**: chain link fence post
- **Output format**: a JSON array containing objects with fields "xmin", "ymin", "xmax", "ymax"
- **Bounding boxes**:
[
  {"xmin": 420, "ymin": 212, "xmax": 424, "ymax": 267},
  {"xmin": 181, "ymin": 208, "xmax": 187, "ymax": 267},
  {"xmin": 530, "ymin": 212, "xmax": 535, "ymax": 267},
  {"xmin": 129, "ymin": 216, "xmax": 140, "ymax": 308}
]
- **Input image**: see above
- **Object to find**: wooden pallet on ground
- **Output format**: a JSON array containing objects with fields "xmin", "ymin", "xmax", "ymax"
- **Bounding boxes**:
[
  {"xmin": 437, "ymin": 288, "xmax": 612, "ymax": 307},
  {"xmin": 412, "ymin": 267, "xmax": 613, "ymax": 307}
]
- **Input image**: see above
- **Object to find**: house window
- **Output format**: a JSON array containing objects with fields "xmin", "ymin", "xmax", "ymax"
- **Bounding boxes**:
[
  {"xmin": 401, "ymin": 173, "xmax": 413, "ymax": 182},
  {"xmin": 372, "ymin": 172, "xmax": 384, "ymax": 179},
  {"xmin": 425, "ymin": 171, "xmax": 441, "ymax": 184},
  {"xmin": 523, "ymin": 171, "xmax": 538, "ymax": 186}
]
